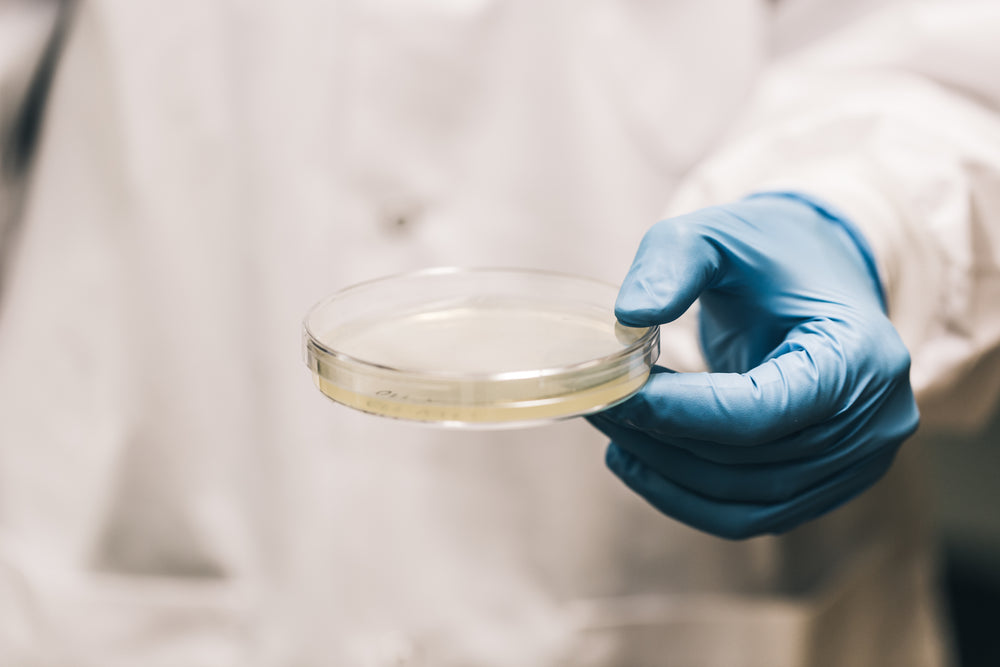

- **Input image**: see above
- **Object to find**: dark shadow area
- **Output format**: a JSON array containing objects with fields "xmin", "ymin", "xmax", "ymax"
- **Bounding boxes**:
[
  {"xmin": 0, "ymin": 0, "xmax": 75, "ymax": 303},
  {"xmin": 943, "ymin": 550, "xmax": 1000, "ymax": 667}
]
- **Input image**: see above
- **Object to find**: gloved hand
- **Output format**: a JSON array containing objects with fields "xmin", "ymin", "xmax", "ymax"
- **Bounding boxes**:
[{"xmin": 589, "ymin": 192, "xmax": 919, "ymax": 539}]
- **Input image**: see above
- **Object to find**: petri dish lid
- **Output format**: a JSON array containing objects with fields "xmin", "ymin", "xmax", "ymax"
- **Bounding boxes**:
[{"xmin": 303, "ymin": 267, "xmax": 659, "ymax": 428}]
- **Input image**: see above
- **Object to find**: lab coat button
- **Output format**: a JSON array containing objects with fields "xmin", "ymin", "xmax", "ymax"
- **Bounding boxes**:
[{"xmin": 380, "ymin": 200, "xmax": 423, "ymax": 234}]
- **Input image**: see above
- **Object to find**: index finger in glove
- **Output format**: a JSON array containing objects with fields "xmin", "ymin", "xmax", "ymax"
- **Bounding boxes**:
[{"xmin": 614, "ymin": 213, "xmax": 725, "ymax": 327}]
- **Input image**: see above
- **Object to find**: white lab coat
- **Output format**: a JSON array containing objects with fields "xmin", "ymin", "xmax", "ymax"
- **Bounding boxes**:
[{"xmin": 2, "ymin": 0, "xmax": 999, "ymax": 665}]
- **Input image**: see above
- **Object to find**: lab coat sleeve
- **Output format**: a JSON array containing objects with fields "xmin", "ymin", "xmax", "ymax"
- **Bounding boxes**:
[
  {"xmin": 0, "ymin": 0, "xmax": 69, "ymax": 258},
  {"xmin": 668, "ymin": 1, "xmax": 1000, "ymax": 432}
]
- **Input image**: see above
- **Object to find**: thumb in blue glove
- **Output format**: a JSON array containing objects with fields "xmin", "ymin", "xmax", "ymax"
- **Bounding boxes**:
[{"xmin": 589, "ymin": 192, "xmax": 919, "ymax": 539}]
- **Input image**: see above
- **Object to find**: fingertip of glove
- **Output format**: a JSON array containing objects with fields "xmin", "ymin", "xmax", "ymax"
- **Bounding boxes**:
[
  {"xmin": 614, "ymin": 291, "xmax": 661, "ymax": 327},
  {"xmin": 605, "ymin": 442, "xmax": 641, "ymax": 479},
  {"xmin": 615, "ymin": 270, "xmax": 698, "ymax": 326}
]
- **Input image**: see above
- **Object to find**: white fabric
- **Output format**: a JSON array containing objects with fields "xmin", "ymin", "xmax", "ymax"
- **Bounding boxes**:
[
  {"xmin": 2, "ymin": 0, "xmax": 996, "ymax": 665},
  {"xmin": 669, "ymin": 1, "xmax": 1000, "ymax": 431}
]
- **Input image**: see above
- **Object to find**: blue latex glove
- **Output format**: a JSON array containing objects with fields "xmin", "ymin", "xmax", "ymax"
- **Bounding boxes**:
[{"xmin": 589, "ymin": 192, "xmax": 919, "ymax": 539}]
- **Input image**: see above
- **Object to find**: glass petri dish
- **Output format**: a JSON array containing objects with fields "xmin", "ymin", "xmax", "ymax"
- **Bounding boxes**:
[{"xmin": 303, "ymin": 267, "xmax": 659, "ymax": 428}]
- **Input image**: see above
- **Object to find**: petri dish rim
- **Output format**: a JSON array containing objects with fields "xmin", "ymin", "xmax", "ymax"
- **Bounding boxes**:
[{"xmin": 303, "ymin": 266, "xmax": 659, "ymax": 383}]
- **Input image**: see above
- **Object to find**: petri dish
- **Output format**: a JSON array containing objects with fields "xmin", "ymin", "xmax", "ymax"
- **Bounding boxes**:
[{"xmin": 303, "ymin": 267, "xmax": 659, "ymax": 428}]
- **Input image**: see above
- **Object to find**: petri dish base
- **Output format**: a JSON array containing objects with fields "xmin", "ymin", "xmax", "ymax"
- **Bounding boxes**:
[{"xmin": 303, "ymin": 268, "xmax": 659, "ymax": 428}]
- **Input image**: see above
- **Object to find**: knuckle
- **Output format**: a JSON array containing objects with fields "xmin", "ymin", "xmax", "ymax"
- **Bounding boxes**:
[
  {"xmin": 871, "ymin": 322, "xmax": 912, "ymax": 379},
  {"xmin": 887, "ymin": 342, "xmax": 912, "ymax": 378},
  {"xmin": 907, "ymin": 405, "xmax": 921, "ymax": 435}
]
